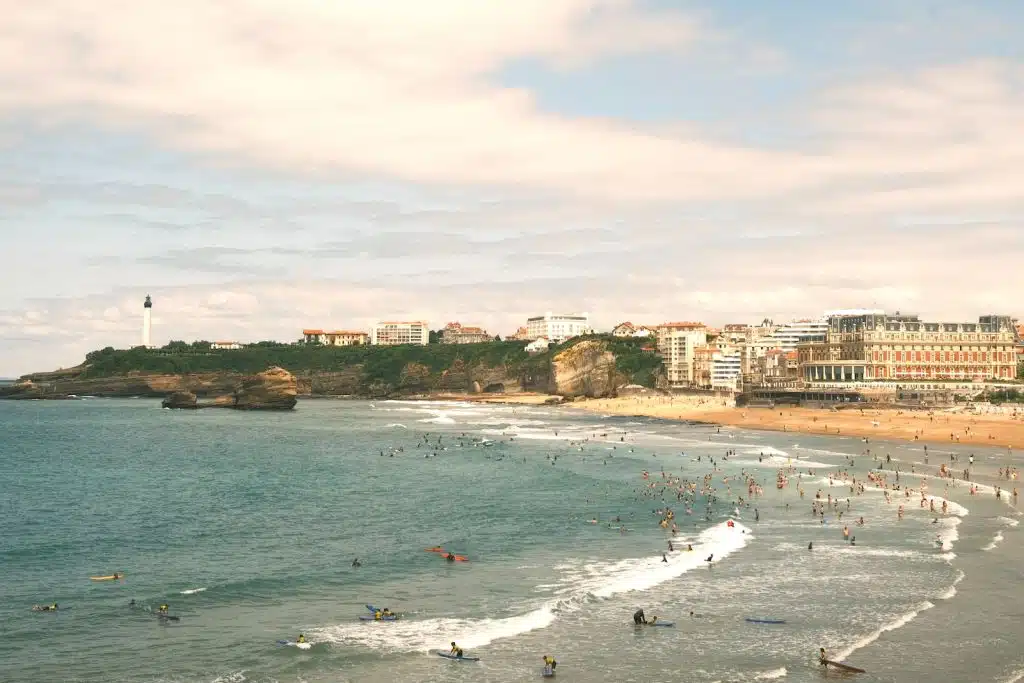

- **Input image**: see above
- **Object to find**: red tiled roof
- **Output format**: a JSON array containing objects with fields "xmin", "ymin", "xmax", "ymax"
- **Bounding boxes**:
[
  {"xmin": 325, "ymin": 330, "xmax": 367, "ymax": 336},
  {"xmin": 302, "ymin": 329, "xmax": 324, "ymax": 335},
  {"xmin": 659, "ymin": 321, "xmax": 706, "ymax": 329}
]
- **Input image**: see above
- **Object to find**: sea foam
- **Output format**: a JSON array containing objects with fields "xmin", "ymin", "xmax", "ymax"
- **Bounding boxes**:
[{"xmin": 310, "ymin": 520, "xmax": 751, "ymax": 653}]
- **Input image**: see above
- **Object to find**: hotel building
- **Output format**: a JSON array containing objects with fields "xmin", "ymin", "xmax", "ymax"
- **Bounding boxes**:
[
  {"xmin": 302, "ymin": 329, "xmax": 369, "ymax": 346},
  {"xmin": 370, "ymin": 321, "xmax": 429, "ymax": 346},
  {"xmin": 440, "ymin": 322, "xmax": 491, "ymax": 344},
  {"xmin": 656, "ymin": 322, "xmax": 708, "ymax": 387},
  {"xmin": 799, "ymin": 313, "xmax": 1018, "ymax": 383},
  {"xmin": 525, "ymin": 313, "xmax": 591, "ymax": 344}
]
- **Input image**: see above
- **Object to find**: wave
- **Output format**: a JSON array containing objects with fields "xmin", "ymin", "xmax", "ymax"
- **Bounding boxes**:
[
  {"xmin": 982, "ymin": 531, "xmax": 1004, "ymax": 551},
  {"xmin": 937, "ymin": 569, "xmax": 965, "ymax": 600},
  {"xmin": 179, "ymin": 587, "xmax": 207, "ymax": 595},
  {"xmin": 418, "ymin": 414, "xmax": 456, "ymax": 425},
  {"xmin": 735, "ymin": 455, "xmax": 832, "ymax": 469},
  {"xmin": 385, "ymin": 423, "xmax": 408, "ymax": 429},
  {"xmin": 1002, "ymin": 668, "xmax": 1024, "ymax": 683},
  {"xmin": 310, "ymin": 521, "xmax": 751, "ymax": 653},
  {"xmin": 832, "ymin": 600, "xmax": 934, "ymax": 662},
  {"xmin": 997, "ymin": 516, "xmax": 1020, "ymax": 528},
  {"xmin": 753, "ymin": 668, "xmax": 787, "ymax": 680}
]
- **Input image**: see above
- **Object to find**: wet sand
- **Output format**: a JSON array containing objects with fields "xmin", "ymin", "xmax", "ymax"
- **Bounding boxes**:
[{"xmin": 445, "ymin": 392, "xmax": 1024, "ymax": 450}]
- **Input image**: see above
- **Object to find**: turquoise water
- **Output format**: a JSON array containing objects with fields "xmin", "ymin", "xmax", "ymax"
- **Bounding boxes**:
[{"xmin": 1, "ymin": 398, "xmax": 1022, "ymax": 682}]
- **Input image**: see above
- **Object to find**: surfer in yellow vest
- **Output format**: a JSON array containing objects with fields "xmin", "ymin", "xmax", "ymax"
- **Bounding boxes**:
[
  {"xmin": 819, "ymin": 648, "xmax": 827, "ymax": 665},
  {"xmin": 543, "ymin": 655, "xmax": 557, "ymax": 671}
]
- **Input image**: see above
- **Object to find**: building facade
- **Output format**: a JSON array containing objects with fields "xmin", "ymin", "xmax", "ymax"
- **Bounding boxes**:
[
  {"xmin": 525, "ymin": 312, "xmax": 590, "ymax": 344},
  {"xmin": 525, "ymin": 337, "xmax": 552, "ymax": 354},
  {"xmin": 711, "ymin": 351, "xmax": 742, "ymax": 390},
  {"xmin": 303, "ymin": 329, "xmax": 369, "ymax": 346},
  {"xmin": 612, "ymin": 322, "xmax": 654, "ymax": 338},
  {"xmin": 440, "ymin": 322, "xmax": 491, "ymax": 344},
  {"xmin": 509, "ymin": 326, "xmax": 531, "ymax": 341},
  {"xmin": 655, "ymin": 322, "xmax": 708, "ymax": 387},
  {"xmin": 370, "ymin": 321, "xmax": 429, "ymax": 346},
  {"xmin": 799, "ymin": 313, "xmax": 1018, "ymax": 383}
]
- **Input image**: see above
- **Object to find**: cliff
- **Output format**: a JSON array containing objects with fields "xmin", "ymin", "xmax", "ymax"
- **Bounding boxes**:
[
  {"xmin": 159, "ymin": 367, "xmax": 298, "ymax": 410},
  {"xmin": 1, "ymin": 337, "xmax": 662, "ymax": 401}
]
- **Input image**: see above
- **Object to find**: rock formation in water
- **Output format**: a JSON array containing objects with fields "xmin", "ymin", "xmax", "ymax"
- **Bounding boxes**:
[
  {"xmin": 230, "ymin": 366, "xmax": 297, "ymax": 410},
  {"xmin": 161, "ymin": 391, "xmax": 198, "ymax": 409}
]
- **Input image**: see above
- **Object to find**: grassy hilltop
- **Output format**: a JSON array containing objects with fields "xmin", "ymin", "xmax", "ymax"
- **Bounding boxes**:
[{"xmin": 14, "ymin": 335, "xmax": 663, "ymax": 398}]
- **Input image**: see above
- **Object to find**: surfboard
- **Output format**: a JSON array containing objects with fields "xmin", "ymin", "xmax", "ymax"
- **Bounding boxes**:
[
  {"xmin": 437, "ymin": 652, "xmax": 479, "ymax": 662},
  {"xmin": 156, "ymin": 613, "xmax": 180, "ymax": 622},
  {"xmin": 542, "ymin": 666, "xmax": 555, "ymax": 677},
  {"xmin": 745, "ymin": 618, "xmax": 785, "ymax": 624},
  {"xmin": 425, "ymin": 547, "xmax": 445, "ymax": 553},
  {"xmin": 32, "ymin": 606, "xmax": 71, "ymax": 612},
  {"xmin": 277, "ymin": 640, "xmax": 311, "ymax": 650},
  {"xmin": 824, "ymin": 659, "xmax": 865, "ymax": 673},
  {"xmin": 359, "ymin": 615, "xmax": 399, "ymax": 621},
  {"xmin": 90, "ymin": 574, "xmax": 124, "ymax": 581}
]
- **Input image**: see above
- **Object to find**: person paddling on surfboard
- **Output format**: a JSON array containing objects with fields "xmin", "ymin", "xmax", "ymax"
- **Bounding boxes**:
[
  {"xmin": 446, "ymin": 552, "xmax": 456, "ymax": 562},
  {"xmin": 158, "ymin": 604, "xmax": 168, "ymax": 614},
  {"xmin": 633, "ymin": 608, "xmax": 647, "ymax": 624},
  {"xmin": 543, "ymin": 655, "xmax": 557, "ymax": 671},
  {"xmin": 297, "ymin": 634, "xmax": 306, "ymax": 644},
  {"xmin": 450, "ymin": 642, "xmax": 464, "ymax": 658}
]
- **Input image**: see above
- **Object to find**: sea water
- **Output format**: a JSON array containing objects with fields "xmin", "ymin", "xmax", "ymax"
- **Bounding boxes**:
[{"xmin": 1, "ymin": 398, "xmax": 1022, "ymax": 683}]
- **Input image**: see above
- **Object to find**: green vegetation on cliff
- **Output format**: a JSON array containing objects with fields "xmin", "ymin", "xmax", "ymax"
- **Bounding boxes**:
[
  {"xmin": 83, "ymin": 341, "xmax": 540, "ymax": 384},
  {"xmin": 37, "ymin": 334, "xmax": 661, "ymax": 398}
]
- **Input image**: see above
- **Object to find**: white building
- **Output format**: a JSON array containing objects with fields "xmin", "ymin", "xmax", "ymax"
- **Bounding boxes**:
[
  {"xmin": 525, "ymin": 337, "xmax": 552, "ymax": 354},
  {"xmin": 141, "ymin": 295, "xmax": 154, "ymax": 348},
  {"xmin": 656, "ymin": 322, "xmax": 708, "ymax": 387},
  {"xmin": 371, "ymin": 321, "xmax": 429, "ymax": 346},
  {"xmin": 762, "ymin": 318, "xmax": 829, "ymax": 352},
  {"xmin": 525, "ymin": 312, "xmax": 591, "ymax": 344},
  {"xmin": 210, "ymin": 341, "xmax": 242, "ymax": 350},
  {"xmin": 710, "ymin": 351, "xmax": 742, "ymax": 390}
]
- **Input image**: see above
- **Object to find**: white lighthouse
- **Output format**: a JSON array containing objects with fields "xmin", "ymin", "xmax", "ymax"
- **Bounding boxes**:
[{"xmin": 142, "ymin": 295, "xmax": 153, "ymax": 348}]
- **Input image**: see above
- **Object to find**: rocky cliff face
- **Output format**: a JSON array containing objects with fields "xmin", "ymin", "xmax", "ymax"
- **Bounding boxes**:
[
  {"xmin": 1, "ymin": 341, "xmax": 648, "ymax": 401},
  {"xmin": 231, "ymin": 367, "xmax": 297, "ymax": 409},
  {"xmin": 157, "ymin": 368, "xmax": 297, "ymax": 410},
  {"xmin": 548, "ymin": 340, "xmax": 625, "ymax": 397}
]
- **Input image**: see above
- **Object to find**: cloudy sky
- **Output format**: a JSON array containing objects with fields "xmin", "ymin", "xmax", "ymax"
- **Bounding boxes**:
[{"xmin": 2, "ymin": 1, "xmax": 1023, "ymax": 375}]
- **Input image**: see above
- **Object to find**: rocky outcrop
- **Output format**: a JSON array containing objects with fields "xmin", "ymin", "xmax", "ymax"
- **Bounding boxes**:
[
  {"xmin": 161, "ymin": 391, "xmax": 198, "ymax": 409},
  {"xmin": 230, "ymin": 367, "xmax": 297, "ymax": 410},
  {"xmin": 549, "ymin": 340, "xmax": 625, "ymax": 398}
]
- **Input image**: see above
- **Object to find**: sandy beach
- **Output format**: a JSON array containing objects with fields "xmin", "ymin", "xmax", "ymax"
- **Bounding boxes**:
[{"xmin": 455, "ymin": 392, "xmax": 1024, "ymax": 450}]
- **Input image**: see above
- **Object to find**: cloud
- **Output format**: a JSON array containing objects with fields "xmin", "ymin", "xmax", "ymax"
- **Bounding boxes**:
[{"xmin": 0, "ymin": 0, "xmax": 822, "ymax": 202}]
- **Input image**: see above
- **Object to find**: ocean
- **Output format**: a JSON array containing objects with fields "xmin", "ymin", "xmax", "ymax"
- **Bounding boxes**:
[{"xmin": 1, "ymin": 398, "xmax": 1022, "ymax": 683}]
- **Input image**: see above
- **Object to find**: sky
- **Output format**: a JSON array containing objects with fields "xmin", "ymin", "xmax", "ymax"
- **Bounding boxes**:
[{"xmin": 2, "ymin": 0, "xmax": 1023, "ymax": 376}]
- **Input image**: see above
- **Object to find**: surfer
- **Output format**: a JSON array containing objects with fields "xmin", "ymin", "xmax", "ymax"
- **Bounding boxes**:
[
  {"xmin": 352, "ymin": 558, "xmax": 361, "ymax": 567},
  {"xmin": 33, "ymin": 603, "xmax": 58, "ymax": 611},
  {"xmin": 129, "ymin": 599, "xmax": 135, "ymax": 608},
  {"xmin": 819, "ymin": 648, "xmax": 827, "ymax": 665},
  {"xmin": 662, "ymin": 553, "xmax": 668, "ymax": 563},
  {"xmin": 297, "ymin": 634, "xmax": 306, "ymax": 644},
  {"xmin": 633, "ymin": 608, "xmax": 647, "ymax": 625},
  {"xmin": 382, "ymin": 608, "xmax": 393, "ymax": 617},
  {"xmin": 705, "ymin": 553, "xmax": 714, "ymax": 566},
  {"xmin": 543, "ymin": 655, "xmax": 557, "ymax": 670},
  {"xmin": 446, "ymin": 552, "xmax": 456, "ymax": 562},
  {"xmin": 450, "ymin": 642, "xmax": 464, "ymax": 658}
]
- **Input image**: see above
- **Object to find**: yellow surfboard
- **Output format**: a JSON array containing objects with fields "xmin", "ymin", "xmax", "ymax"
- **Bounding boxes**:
[{"xmin": 90, "ymin": 573, "xmax": 124, "ymax": 581}]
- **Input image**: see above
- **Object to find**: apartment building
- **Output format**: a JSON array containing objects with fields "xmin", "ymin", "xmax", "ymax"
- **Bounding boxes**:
[
  {"xmin": 525, "ymin": 312, "xmax": 591, "ymax": 344},
  {"xmin": 655, "ymin": 322, "xmax": 708, "ymax": 387},
  {"xmin": 440, "ymin": 322, "xmax": 491, "ymax": 344},
  {"xmin": 370, "ymin": 321, "xmax": 429, "ymax": 346},
  {"xmin": 711, "ymin": 351, "xmax": 742, "ymax": 390},
  {"xmin": 209, "ymin": 341, "xmax": 242, "ymax": 350},
  {"xmin": 302, "ymin": 329, "xmax": 369, "ymax": 346},
  {"xmin": 798, "ymin": 313, "xmax": 1018, "ymax": 382}
]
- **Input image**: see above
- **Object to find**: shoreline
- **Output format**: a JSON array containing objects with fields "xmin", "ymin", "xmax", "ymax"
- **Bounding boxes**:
[{"xmin": 415, "ymin": 391, "xmax": 1024, "ymax": 451}]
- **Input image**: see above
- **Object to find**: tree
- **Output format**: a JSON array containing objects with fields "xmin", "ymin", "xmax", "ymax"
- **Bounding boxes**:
[
  {"xmin": 494, "ymin": 334, "xmax": 502, "ymax": 342},
  {"xmin": 1018, "ymin": 360, "xmax": 1024, "ymax": 381},
  {"xmin": 429, "ymin": 329, "xmax": 443, "ymax": 344}
]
